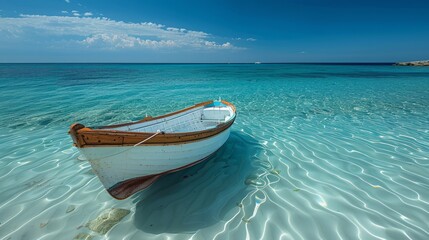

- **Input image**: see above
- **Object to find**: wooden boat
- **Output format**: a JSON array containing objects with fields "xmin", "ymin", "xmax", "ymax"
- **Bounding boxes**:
[{"xmin": 69, "ymin": 100, "xmax": 236, "ymax": 200}]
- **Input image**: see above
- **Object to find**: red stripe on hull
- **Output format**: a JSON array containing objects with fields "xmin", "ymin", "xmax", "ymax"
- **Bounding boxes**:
[{"xmin": 107, "ymin": 155, "xmax": 213, "ymax": 200}]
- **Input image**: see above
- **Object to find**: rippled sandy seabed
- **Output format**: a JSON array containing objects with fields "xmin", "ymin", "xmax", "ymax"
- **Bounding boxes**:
[{"xmin": 0, "ymin": 64, "xmax": 428, "ymax": 240}]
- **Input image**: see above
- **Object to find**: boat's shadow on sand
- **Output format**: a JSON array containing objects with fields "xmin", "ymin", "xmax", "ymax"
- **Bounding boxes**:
[{"xmin": 132, "ymin": 131, "xmax": 262, "ymax": 234}]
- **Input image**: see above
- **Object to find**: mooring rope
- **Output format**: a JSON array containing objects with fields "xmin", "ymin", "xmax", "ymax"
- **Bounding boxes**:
[
  {"xmin": 90, "ymin": 130, "xmax": 162, "ymax": 161},
  {"xmin": 133, "ymin": 130, "xmax": 162, "ymax": 147}
]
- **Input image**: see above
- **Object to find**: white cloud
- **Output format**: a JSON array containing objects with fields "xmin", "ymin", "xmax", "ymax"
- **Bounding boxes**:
[
  {"xmin": 0, "ymin": 15, "xmax": 238, "ymax": 50},
  {"xmin": 82, "ymin": 34, "xmax": 177, "ymax": 48},
  {"xmin": 61, "ymin": 11, "xmax": 68, "ymax": 14},
  {"xmin": 84, "ymin": 12, "xmax": 93, "ymax": 17},
  {"xmin": 202, "ymin": 41, "xmax": 234, "ymax": 49},
  {"xmin": 65, "ymin": 0, "xmax": 70, "ymax": 3},
  {"xmin": 233, "ymin": 37, "xmax": 256, "ymax": 42},
  {"xmin": 222, "ymin": 42, "xmax": 232, "ymax": 48}
]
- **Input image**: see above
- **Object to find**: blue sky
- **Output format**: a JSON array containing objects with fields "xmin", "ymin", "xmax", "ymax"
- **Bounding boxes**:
[{"xmin": 0, "ymin": 0, "xmax": 428, "ymax": 63}]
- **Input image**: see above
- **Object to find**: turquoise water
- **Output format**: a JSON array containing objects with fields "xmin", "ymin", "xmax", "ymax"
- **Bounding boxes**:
[{"xmin": 0, "ymin": 63, "xmax": 428, "ymax": 240}]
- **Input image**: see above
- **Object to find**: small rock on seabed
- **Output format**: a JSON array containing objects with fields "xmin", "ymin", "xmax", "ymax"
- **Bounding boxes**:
[
  {"xmin": 73, "ymin": 233, "xmax": 93, "ymax": 240},
  {"xmin": 85, "ymin": 208, "xmax": 131, "ymax": 235},
  {"xmin": 394, "ymin": 60, "xmax": 429, "ymax": 66},
  {"xmin": 66, "ymin": 205, "xmax": 76, "ymax": 213}
]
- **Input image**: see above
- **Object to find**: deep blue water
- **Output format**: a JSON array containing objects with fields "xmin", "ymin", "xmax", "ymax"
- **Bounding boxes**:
[{"xmin": 0, "ymin": 63, "xmax": 428, "ymax": 239}]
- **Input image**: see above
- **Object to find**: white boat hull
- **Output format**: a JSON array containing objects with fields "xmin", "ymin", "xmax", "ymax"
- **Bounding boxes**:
[
  {"xmin": 79, "ymin": 128, "xmax": 231, "ymax": 199},
  {"xmin": 69, "ymin": 100, "xmax": 237, "ymax": 199}
]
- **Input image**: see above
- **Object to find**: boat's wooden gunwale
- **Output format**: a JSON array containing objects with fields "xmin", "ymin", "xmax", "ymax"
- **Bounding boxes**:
[
  {"xmin": 99, "ymin": 100, "xmax": 214, "ymax": 129},
  {"xmin": 76, "ymin": 118, "xmax": 234, "ymax": 147},
  {"xmin": 70, "ymin": 100, "xmax": 236, "ymax": 148}
]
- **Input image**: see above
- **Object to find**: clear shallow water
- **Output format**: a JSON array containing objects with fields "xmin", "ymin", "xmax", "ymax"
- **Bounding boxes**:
[{"xmin": 0, "ymin": 63, "xmax": 428, "ymax": 240}]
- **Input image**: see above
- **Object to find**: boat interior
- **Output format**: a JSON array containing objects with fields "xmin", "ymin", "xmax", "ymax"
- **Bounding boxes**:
[{"xmin": 108, "ymin": 101, "xmax": 235, "ymax": 133}]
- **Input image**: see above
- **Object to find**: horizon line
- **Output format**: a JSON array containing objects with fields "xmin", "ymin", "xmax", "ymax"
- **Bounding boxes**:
[{"xmin": 0, "ymin": 62, "xmax": 398, "ymax": 65}]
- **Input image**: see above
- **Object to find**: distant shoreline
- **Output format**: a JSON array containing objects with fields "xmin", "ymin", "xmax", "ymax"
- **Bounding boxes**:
[{"xmin": 394, "ymin": 60, "xmax": 429, "ymax": 66}]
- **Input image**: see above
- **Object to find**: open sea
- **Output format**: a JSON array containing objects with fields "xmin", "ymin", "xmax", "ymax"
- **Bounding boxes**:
[{"xmin": 0, "ymin": 63, "xmax": 428, "ymax": 240}]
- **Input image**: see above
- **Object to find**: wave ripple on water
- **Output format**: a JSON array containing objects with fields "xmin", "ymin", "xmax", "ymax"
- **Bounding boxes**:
[{"xmin": 0, "ymin": 64, "xmax": 428, "ymax": 240}]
